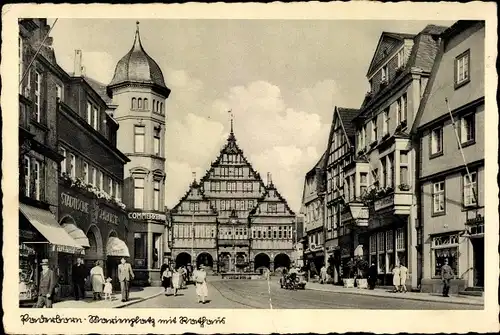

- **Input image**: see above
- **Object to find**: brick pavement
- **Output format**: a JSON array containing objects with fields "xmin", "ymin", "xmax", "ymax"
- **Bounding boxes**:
[{"xmin": 305, "ymin": 282, "xmax": 484, "ymax": 306}]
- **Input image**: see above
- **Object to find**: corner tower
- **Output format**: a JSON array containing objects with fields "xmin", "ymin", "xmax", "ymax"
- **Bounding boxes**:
[{"xmin": 107, "ymin": 22, "xmax": 171, "ymax": 286}]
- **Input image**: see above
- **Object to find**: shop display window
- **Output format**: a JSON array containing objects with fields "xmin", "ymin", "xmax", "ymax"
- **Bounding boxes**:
[{"xmin": 134, "ymin": 233, "xmax": 147, "ymax": 269}]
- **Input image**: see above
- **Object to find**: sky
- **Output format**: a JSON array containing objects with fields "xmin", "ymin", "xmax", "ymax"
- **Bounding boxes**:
[{"xmin": 48, "ymin": 19, "xmax": 453, "ymax": 212}]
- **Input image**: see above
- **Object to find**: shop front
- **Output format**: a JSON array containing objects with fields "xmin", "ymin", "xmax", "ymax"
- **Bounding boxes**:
[
  {"xmin": 19, "ymin": 202, "xmax": 85, "ymax": 302},
  {"xmin": 58, "ymin": 184, "xmax": 129, "ymax": 294},
  {"xmin": 128, "ymin": 211, "xmax": 167, "ymax": 287}
]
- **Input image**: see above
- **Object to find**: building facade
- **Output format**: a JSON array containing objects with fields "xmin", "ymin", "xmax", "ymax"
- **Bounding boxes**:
[
  {"xmin": 348, "ymin": 25, "xmax": 447, "ymax": 288},
  {"xmin": 170, "ymin": 127, "xmax": 296, "ymax": 273},
  {"xmin": 413, "ymin": 21, "xmax": 485, "ymax": 293},
  {"xmin": 301, "ymin": 153, "xmax": 327, "ymax": 274},
  {"xmin": 18, "ymin": 19, "xmax": 80, "ymax": 302},
  {"xmin": 107, "ymin": 23, "xmax": 171, "ymax": 286},
  {"xmin": 324, "ymin": 107, "xmax": 359, "ymax": 282}
]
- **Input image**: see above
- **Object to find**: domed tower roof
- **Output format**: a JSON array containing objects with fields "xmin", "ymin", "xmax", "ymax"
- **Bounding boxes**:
[{"xmin": 107, "ymin": 22, "xmax": 170, "ymax": 98}]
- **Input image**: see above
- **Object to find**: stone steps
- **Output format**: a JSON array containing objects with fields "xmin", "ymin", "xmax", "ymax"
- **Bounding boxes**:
[{"xmin": 459, "ymin": 287, "xmax": 484, "ymax": 297}]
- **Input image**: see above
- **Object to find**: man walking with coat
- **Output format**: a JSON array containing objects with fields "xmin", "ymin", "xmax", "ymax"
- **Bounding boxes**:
[
  {"xmin": 34, "ymin": 259, "xmax": 57, "ymax": 308},
  {"xmin": 118, "ymin": 257, "xmax": 134, "ymax": 302},
  {"xmin": 441, "ymin": 259, "xmax": 454, "ymax": 297},
  {"xmin": 72, "ymin": 257, "xmax": 87, "ymax": 300}
]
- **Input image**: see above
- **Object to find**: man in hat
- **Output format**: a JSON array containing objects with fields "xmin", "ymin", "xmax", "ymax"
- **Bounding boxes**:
[
  {"xmin": 118, "ymin": 257, "xmax": 134, "ymax": 302},
  {"xmin": 34, "ymin": 259, "xmax": 57, "ymax": 308}
]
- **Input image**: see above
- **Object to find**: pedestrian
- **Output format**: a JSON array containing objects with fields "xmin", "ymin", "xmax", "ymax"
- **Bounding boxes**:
[
  {"xmin": 72, "ymin": 257, "xmax": 87, "ymax": 301},
  {"xmin": 194, "ymin": 265, "xmax": 208, "ymax": 304},
  {"xmin": 34, "ymin": 259, "xmax": 56, "ymax": 308},
  {"xmin": 319, "ymin": 265, "xmax": 328, "ymax": 284},
  {"xmin": 441, "ymin": 259, "xmax": 454, "ymax": 297},
  {"xmin": 103, "ymin": 278, "xmax": 113, "ymax": 301},
  {"xmin": 172, "ymin": 267, "xmax": 181, "ymax": 296},
  {"xmin": 162, "ymin": 265, "xmax": 173, "ymax": 295},
  {"xmin": 90, "ymin": 260, "xmax": 105, "ymax": 300},
  {"xmin": 399, "ymin": 263, "xmax": 408, "ymax": 293},
  {"xmin": 180, "ymin": 265, "xmax": 187, "ymax": 288},
  {"xmin": 118, "ymin": 257, "xmax": 134, "ymax": 302},
  {"xmin": 368, "ymin": 262, "xmax": 378, "ymax": 290},
  {"xmin": 391, "ymin": 264, "xmax": 401, "ymax": 293},
  {"xmin": 160, "ymin": 258, "xmax": 170, "ymax": 293}
]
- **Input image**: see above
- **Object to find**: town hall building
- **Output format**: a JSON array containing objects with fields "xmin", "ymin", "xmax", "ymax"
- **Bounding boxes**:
[{"xmin": 170, "ymin": 123, "xmax": 296, "ymax": 273}]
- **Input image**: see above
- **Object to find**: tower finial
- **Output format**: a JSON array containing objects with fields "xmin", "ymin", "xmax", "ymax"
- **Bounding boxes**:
[
  {"xmin": 228, "ymin": 110, "xmax": 234, "ymax": 134},
  {"xmin": 136, "ymin": 20, "xmax": 140, "ymax": 31}
]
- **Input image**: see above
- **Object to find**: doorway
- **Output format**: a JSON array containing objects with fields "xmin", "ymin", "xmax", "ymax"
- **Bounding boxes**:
[{"xmin": 472, "ymin": 238, "xmax": 484, "ymax": 287}]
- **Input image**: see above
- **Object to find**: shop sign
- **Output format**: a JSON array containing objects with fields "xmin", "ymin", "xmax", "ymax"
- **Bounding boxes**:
[
  {"xmin": 20, "ymin": 229, "xmax": 37, "ymax": 239},
  {"xmin": 52, "ymin": 244, "xmax": 84, "ymax": 255},
  {"xmin": 97, "ymin": 208, "xmax": 119, "ymax": 225},
  {"xmin": 60, "ymin": 192, "xmax": 89, "ymax": 213},
  {"xmin": 128, "ymin": 212, "xmax": 166, "ymax": 221},
  {"xmin": 374, "ymin": 195, "xmax": 394, "ymax": 211}
]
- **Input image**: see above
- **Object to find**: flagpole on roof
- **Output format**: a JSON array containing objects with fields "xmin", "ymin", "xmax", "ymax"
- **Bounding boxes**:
[{"xmin": 19, "ymin": 19, "xmax": 59, "ymax": 87}]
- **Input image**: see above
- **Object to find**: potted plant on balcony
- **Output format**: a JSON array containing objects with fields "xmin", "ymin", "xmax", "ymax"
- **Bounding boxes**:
[
  {"xmin": 354, "ymin": 256, "xmax": 369, "ymax": 289},
  {"xmin": 399, "ymin": 183, "xmax": 411, "ymax": 191},
  {"xmin": 343, "ymin": 258, "xmax": 356, "ymax": 288}
]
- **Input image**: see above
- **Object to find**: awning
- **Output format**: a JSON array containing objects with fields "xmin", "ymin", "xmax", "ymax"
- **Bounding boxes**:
[
  {"xmin": 106, "ymin": 237, "xmax": 130, "ymax": 257},
  {"xmin": 19, "ymin": 203, "xmax": 83, "ymax": 254},
  {"xmin": 62, "ymin": 223, "xmax": 90, "ymax": 248}
]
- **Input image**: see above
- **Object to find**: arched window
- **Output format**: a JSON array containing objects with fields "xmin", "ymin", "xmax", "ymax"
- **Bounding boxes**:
[
  {"xmin": 144, "ymin": 98, "xmax": 148, "ymax": 110},
  {"xmin": 156, "ymin": 101, "xmax": 159, "ymax": 113},
  {"xmin": 152, "ymin": 99, "xmax": 156, "ymax": 112},
  {"xmin": 131, "ymin": 98, "xmax": 136, "ymax": 109},
  {"xmin": 138, "ymin": 98, "xmax": 142, "ymax": 109},
  {"xmin": 160, "ymin": 102, "xmax": 163, "ymax": 114}
]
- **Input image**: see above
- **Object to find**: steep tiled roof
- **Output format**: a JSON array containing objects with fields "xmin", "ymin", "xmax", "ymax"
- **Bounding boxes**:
[
  {"xmin": 337, "ymin": 107, "xmax": 359, "ymax": 139},
  {"xmin": 84, "ymin": 76, "xmax": 113, "ymax": 104}
]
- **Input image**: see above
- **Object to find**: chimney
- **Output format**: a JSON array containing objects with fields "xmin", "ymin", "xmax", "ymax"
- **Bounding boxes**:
[{"xmin": 74, "ymin": 50, "xmax": 83, "ymax": 77}]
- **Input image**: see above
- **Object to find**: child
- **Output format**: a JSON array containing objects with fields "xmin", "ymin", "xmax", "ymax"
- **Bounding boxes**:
[{"xmin": 103, "ymin": 277, "xmax": 113, "ymax": 301}]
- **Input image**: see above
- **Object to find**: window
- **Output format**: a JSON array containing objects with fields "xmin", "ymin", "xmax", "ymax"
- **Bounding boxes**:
[
  {"xmin": 138, "ymin": 98, "xmax": 142, "ymax": 109},
  {"xmin": 152, "ymin": 99, "xmax": 156, "ymax": 112},
  {"xmin": 69, "ymin": 154, "xmax": 76, "ymax": 178},
  {"xmin": 153, "ymin": 181, "xmax": 160, "ymax": 211},
  {"xmin": 371, "ymin": 119, "xmax": 377, "ymax": 142},
  {"xmin": 377, "ymin": 232, "xmax": 386, "ymax": 273},
  {"xmin": 134, "ymin": 178, "xmax": 145, "ymax": 209},
  {"xmin": 56, "ymin": 83, "xmax": 63, "ymax": 101},
  {"xmin": 388, "ymin": 153, "xmax": 394, "ymax": 188},
  {"xmin": 383, "ymin": 108, "xmax": 389, "ymax": 135},
  {"xmin": 396, "ymin": 94, "xmax": 407, "ymax": 125},
  {"xmin": 91, "ymin": 167, "xmax": 97, "ymax": 186},
  {"xmin": 396, "ymin": 228, "xmax": 406, "ymax": 266},
  {"xmin": 430, "ymin": 127, "xmax": 443, "ymax": 156},
  {"xmin": 83, "ymin": 162, "xmax": 89, "ymax": 184},
  {"xmin": 34, "ymin": 71, "xmax": 41, "ymax": 122},
  {"xmin": 160, "ymin": 103, "xmax": 164, "ymax": 114},
  {"xmin": 144, "ymin": 98, "xmax": 148, "ymax": 110},
  {"xmin": 397, "ymin": 49, "xmax": 404, "ymax": 68},
  {"xmin": 381, "ymin": 65, "xmax": 388, "ymax": 82},
  {"xmin": 116, "ymin": 183, "xmax": 121, "ymax": 201},
  {"xmin": 432, "ymin": 234, "xmax": 459, "ymax": 277},
  {"xmin": 108, "ymin": 178, "xmax": 114, "ymax": 197},
  {"xmin": 87, "ymin": 102, "xmax": 92, "ymax": 124},
  {"xmin": 154, "ymin": 127, "xmax": 161, "ymax": 156},
  {"xmin": 92, "ymin": 106, "xmax": 99, "ymax": 130},
  {"xmin": 362, "ymin": 125, "xmax": 367, "ymax": 148},
  {"xmin": 360, "ymin": 172, "xmax": 368, "ymax": 196},
  {"xmin": 460, "ymin": 113, "xmax": 475, "ymax": 144},
  {"xmin": 133, "ymin": 233, "xmax": 147, "ymax": 269},
  {"xmin": 24, "ymin": 156, "xmax": 30, "ymax": 197},
  {"xmin": 381, "ymin": 159, "xmax": 386, "ymax": 188},
  {"xmin": 267, "ymin": 203, "xmax": 278, "ymax": 213},
  {"xmin": 455, "ymin": 50, "xmax": 470, "ymax": 86},
  {"xmin": 34, "ymin": 161, "xmax": 40, "ymax": 200},
  {"xmin": 60, "ymin": 147, "xmax": 66, "ymax": 175},
  {"xmin": 227, "ymin": 181, "xmax": 236, "ymax": 193},
  {"xmin": 432, "ymin": 181, "xmax": 445, "ymax": 214},
  {"xmin": 156, "ymin": 101, "xmax": 160, "ymax": 114},
  {"xmin": 463, "ymin": 172, "xmax": 477, "ymax": 207},
  {"xmin": 19, "ymin": 36, "xmax": 24, "ymax": 84},
  {"xmin": 132, "ymin": 98, "xmax": 137, "ymax": 109},
  {"xmin": 400, "ymin": 151, "xmax": 409, "ymax": 186},
  {"xmin": 134, "ymin": 126, "xmax": 145, "ymax": 152},
  {"xmin": 99, "ymin": 171, "xmax": 104, "ymax": 191}
]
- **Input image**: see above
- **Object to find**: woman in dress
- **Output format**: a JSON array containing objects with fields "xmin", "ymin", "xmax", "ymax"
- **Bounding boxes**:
[
  {"xmin": 194, "ymin": 265, "xmax": 208, "ymax": 304},
  {"xmin": 392, "ymin": 264, "xmax": 401, "ymax": 293},
  {"xmin": 160, "ymin": 258, "xmax": 170, "ymax": 294},
  {"xmin": 90, "ymin": 260, "xmax": 105, "ymax": 300},
  {"xmin": 171, "ymin": 268, "xmax": 181, "ymax": 296}
]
